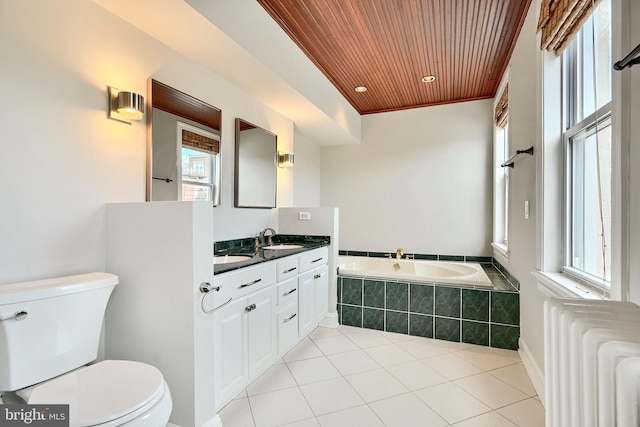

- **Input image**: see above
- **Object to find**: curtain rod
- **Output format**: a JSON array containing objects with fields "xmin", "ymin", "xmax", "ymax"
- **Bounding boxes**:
[
  {"xmin": 614, "ymin": 43, "xmax": 640, "ymax": 71},
  {"xmin": 501, "ymin": 146, "xmax": 534, "ymax": 168}
]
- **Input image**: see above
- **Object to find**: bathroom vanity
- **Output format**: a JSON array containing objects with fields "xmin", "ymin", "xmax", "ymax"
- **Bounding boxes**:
[
  {"xmin": 103, "ymin": 201, "xmax": 337, "ymax": 427},
  {"xmin": 212, "ymin": 246, "xmax": 329, "ymax": 408}
]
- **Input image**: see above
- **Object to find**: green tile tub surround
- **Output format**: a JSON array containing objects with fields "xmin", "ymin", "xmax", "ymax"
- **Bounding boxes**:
[
  {"xmin": 439, "ymin": 255, "xmax": 465, "ymax": 262},
  {"xmin": 339, "ymin": 250, "xmax": 493, "ymax": 263},
  {"xmin": 462, "ymin": 289, "xmax": 489, "ymax": 322},
  {"xmin": 385, "ymin": 281, "xmax": 408, "ymax": 311},
  {"xmin": 385, "ymin": 311, "xmax": 409, "ymax": 334},
  {"xmin": 341, "ymin": 305, "xmax": 363, "ymax": 327},
  {"xmin": 363, "ymin": 279, "xmax": 385, "ymax": 308},
  {"xmin": 409, "ymin": 313, "xmax": 433, "ymax": 338},
  {"xmin": 462, "ymin": 321, "xmax": 490, "ymax": 346},
  {"xmin": 342, "ymin": 277, "xmax": 363, "ymax": 306},
  {"xmin": 409, "ymin": 283, "xmax": 434, "ymax": 314},
  {"xmin": 414, "ymin": 253, "xmax": 438, "ymax": 260},
  {"xmin": 336, "ymin": 265, "xmax": 521, "ymax": 350},
  {"xmin": 466, "ymin": 256, "xmax": 492, "ymax": 263},
  {"xmin": 491, "ymin": 324, "xmax": 520, "ymax": 350},
  {"xmin": 491, "ymin": 291, "xmax": 520, "ymax": 326},
  {"xmin": 434, "ymin": 287, "xmax": 461, "ymax": 318},
  {"xmin": 434, "ymin": 317, "xmax": 461, "ymax": 342},
  {"xmin": 363, "ymin": 308, "xmax": 385, "ymax": 331}
]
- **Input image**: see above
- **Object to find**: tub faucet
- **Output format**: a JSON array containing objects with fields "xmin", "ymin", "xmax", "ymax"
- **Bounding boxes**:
[
  {"xmin": 259, "ymin": 228, "xmax": 276, "ymax": 247},
  {"xmin": 396, "ymin": 248, "xmax": 404, "ymax": 259}
]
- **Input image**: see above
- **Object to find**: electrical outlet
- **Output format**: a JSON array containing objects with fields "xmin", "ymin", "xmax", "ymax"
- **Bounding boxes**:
[{"xmin": 298, "ymin": 211, "xmax": 311, "ymax": 220}]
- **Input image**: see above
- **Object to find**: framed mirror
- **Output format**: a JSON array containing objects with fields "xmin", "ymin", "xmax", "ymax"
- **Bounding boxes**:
[
  {"xmin": 234, "ymin": 119, "xmax": 277, "ymax": 208},
  {"xmin": 147, "ymin": 79, "xmax": 222, "ymax": 205}
]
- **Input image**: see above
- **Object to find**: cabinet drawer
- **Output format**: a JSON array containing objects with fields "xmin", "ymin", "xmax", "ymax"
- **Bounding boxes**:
[
  {"xmin": 277, "ymin": 256, "xmax": 299, "ymax": 282},
  {"xmin": 277, "ymin": 278, "xmax": 298, "ymax": 306},
  {"xmin": 214, "ymin": 262, "xmax": 276, "ymax": 304},
  {"xmin": 298, "ymin": 247, "xmax": 329, "ymax": 273},
  {"xmin": 277, "ymin": 302, "xmax": 299, "ymax": 354}
]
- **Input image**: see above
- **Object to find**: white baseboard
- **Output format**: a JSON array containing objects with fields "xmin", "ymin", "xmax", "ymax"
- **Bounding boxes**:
[
  {"xmin": 519, "ymin": 337, "xmax": 545, "ymax": 405},
  {"xmin": 200, "ymin": 414, "xmax": 222, "ymax": 427},
  {"xmin": 319, "ymin": 312, "xmax": 339, "ymax": 328}
]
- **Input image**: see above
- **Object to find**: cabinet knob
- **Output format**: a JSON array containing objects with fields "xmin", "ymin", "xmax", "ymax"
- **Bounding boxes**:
[
  {"xmin": 245, "ymin": 303, "xmax": 257, "ymax": 312},
  {"xmin": 314, "ymin": 274, "xmax": 321, "ymax": 279}
]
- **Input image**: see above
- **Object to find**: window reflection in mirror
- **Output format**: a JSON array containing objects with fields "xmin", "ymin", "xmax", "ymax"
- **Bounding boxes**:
[
  {"xmin": 234, "ymin": 119, "xmax": 277, "ymax": 208},
  {"xmin": 148, "ymin": 80, "xmax": 222, "ymax": 205}
]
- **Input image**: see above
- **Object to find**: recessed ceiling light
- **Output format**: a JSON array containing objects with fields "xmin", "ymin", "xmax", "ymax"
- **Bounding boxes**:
[
  {"xmin": 354, "ymin": 86, "xmax": 367, "ymax": 93},
  {"xmin": 421, "ymin": 75, "xmax": 436, "ymax": 83}
]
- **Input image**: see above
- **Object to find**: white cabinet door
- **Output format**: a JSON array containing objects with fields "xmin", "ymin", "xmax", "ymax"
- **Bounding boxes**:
[
  {"xmin": 298, "ymin": 270, "xmax": 317, "ymax": 337},
  {"xmin": 277, "ymin": 301, "xmax": 299, "ymax": 354},
  {"xmin": 247, "ymin": 286, "xmax": 277, "ymax": 378},
  {"xmin": 213, "ymin": 297, "xmax": 247, "ymax": 409},
  {"xmin": 314, "ymin": 264, "xmax": 329, "ymax": 322}
]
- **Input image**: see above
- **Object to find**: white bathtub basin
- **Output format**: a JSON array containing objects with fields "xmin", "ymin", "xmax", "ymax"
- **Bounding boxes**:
[{"xmin": 338, "ymin": 255, "xmax": 493, "ymax": 288}]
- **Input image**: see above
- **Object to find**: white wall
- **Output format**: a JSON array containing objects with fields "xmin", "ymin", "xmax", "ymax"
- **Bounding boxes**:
[
  {"xmin": 501, "ymin": 2, "xmax": 548, "ymax": 380},
  {"xmin": 621, "ymin": 0, "xmax": 640, "ymax": 304},
  {"xmin": 293, "ymin": 131, "xmax": 322, "ymax": 207},
  {"xmin": 0, "ymin": 0, "xmax": 301, "ymax": 284},
  {"xmin": 320, "ymin": 100, "xmax": 493, "ymax": 255}
]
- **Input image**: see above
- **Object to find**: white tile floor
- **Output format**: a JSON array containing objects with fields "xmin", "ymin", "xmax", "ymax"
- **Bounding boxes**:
[{"xmin": 219, "ymin": 325, "xmax": 544, "ymax": 427}]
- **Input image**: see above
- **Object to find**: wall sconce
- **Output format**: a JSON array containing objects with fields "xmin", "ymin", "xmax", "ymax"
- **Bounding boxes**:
[
  {"xmin": 109, "ymin": 86, "xmax": 145, "ymax": 124},
  {"xmin": 278, "ymin": 152, "xmax": 295, "ymax": 168}
]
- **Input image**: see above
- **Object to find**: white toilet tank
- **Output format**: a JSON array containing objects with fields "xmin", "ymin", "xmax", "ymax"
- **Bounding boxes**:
[{"xmin": 0, "ymin": 273, "xmax": 118, "ymax": 391}]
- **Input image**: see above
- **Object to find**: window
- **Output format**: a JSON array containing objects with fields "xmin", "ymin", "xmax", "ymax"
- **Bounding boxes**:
[
  {"xmin": 181, "ymin": 147, "xmax": 214, "ymax": 201},
  {"xmin": 493, "ymin": 83, "xmax": 509, "ymax": 255},
  {"xmin": 562, "ymin": 0, "xmax": 612, "ymax": 289},
  {"xmin": 177, "ymin": 121, "xmax": 220, "ymax": 202},
  {"xmin": 496, "ymin": 124, "xmax": 509, "ymax": 246}
]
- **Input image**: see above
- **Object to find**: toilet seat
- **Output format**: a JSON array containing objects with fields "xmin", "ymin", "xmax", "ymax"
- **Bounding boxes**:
[{"xmin": 19, "ymin": 360, "xmax": 166, "ymax": 427}]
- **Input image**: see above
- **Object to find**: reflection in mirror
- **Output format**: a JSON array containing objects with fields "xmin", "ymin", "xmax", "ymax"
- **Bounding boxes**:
[
  {"xmin": 148, "ymin": 80, "xmax": 222, "ymax": 205},
  {"xmin": 234, "ymin": 119, "xmax": 277, "ymax": 208}
]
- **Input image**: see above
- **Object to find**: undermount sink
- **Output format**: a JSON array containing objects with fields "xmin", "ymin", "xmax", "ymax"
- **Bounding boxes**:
[
  {"xmin": 262, "ymin": 244, "xmax": 304, "ymax": 250},
  {"xmin": 214, "ymin": 255, "xmax": 252, "ymax": 265}
]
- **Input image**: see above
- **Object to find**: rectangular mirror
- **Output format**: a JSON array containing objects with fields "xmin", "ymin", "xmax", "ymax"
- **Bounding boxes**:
[
  {"xmin": 147, "ymin": 79, "xmax": 222, "ymax": 205},
  {"xmin": 234, "ymin": 119, "xmax": 277, "ymax": 208}
]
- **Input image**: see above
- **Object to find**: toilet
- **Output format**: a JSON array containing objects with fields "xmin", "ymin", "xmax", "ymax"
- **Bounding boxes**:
[{"xmin": 0, "ymin": 272, "xmax": 172, "ymax": 426}]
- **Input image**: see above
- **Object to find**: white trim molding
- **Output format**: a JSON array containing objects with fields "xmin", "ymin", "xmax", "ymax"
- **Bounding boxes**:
[
  {"xmin": 533, "ymin": 270, "xmax": 605, "ymax": 300},
  {"xmin": 519, "ymin": 336, "xmax": 545, "ymax": 405}
]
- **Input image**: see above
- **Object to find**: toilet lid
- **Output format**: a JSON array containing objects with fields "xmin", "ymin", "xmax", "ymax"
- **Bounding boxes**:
[{"xmin": 25, "ymin": 360, "xmax": 165, "ymax": 427}]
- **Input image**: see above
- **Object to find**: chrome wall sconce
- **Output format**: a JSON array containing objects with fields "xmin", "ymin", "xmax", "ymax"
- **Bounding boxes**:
[
  {"xmin": 109, "ymin": 86, "xmax": 145, "ymax": 124},
  {"xmin": 278, "ymin": 152, "xmax": 295, "ymax": 168}
]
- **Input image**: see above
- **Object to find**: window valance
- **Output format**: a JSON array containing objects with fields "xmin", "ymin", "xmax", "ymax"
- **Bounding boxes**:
[
  {"xmin": 537, "ymin": 0, "xmax": 603, "ymax": 54},
  {"xmin": 495, "ymin": 85, "xmax": 509, "ymax": 128},
  {"xmin": 182, "ymin": 129, "xmax": 220, "ymax": 154}
]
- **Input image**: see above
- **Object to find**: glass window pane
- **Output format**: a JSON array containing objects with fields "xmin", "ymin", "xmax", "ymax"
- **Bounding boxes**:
[
  {"xmin": 569, "ymin": 121, "xmax": 611, "ymax": 282},
  {"xmin": 181, "ymin": 147, "xmax": 213, "ymax": 201},
  {"xmin": 577, "ymin": 0, "xmax": 612, "ymax": 121},
  {"xmin": 182, "ymin": 147, "xmax": 212, "ymax": 184},
  {"xmin": 182, "ymin": 183, "xmax": 212, "ymax": 201}
]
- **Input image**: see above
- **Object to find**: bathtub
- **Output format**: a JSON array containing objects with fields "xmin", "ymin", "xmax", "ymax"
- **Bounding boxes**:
[{"xmin": 338, "ymin": 255, "xmax": 493, "ymax": 288}]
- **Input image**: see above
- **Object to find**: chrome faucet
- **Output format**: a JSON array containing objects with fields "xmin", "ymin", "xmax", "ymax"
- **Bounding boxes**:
[{"xmin": 259, "ymin": 228, "xmax": 276, "ymax": 247}]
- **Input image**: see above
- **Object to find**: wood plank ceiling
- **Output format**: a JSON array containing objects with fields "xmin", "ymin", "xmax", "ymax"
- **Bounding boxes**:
[{"xmin": 257, "ymin": 0, "xmax": 532, "ymax": 115}]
